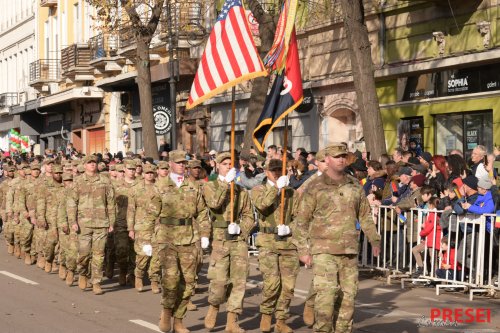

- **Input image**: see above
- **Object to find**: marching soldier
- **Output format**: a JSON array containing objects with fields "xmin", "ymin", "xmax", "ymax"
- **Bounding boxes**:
[
  {"xmin": 251, "ymin": 159, "xmax": 299, "ymax": 333},
  {"xmin": 1, "ymin": 164, "xmax": 16, "ymax": 254},
  {"xmin": 67, "ymin": 155, "xmax": 116, "ymax": 295},
  {"xmin": 203, "ymin": 152, "xmax": 254, "ymax": 333},
  {"xmin": 157, "ymin": 150, "xmax": 210, "ymax": 333},
  {"xmin": 293, "ymin": 144, "xmax": 381, "ymax": 333},
  {"xmin": 127, "ymin": 163, "xmax": 162, "ymax": 293}
]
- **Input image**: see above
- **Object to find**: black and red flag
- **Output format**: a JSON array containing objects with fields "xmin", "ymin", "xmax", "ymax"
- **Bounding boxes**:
[{"xmin": 252, "ymin": 29, "xmax": 303, "ymax": 152}]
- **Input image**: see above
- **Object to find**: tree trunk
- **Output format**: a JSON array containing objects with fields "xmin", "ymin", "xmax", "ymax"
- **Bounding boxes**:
[
  {"xmin": 242, "ymin": 0, "xmax": 276, "ymax": 153},
  {"xmin": 340, "ymin": 0, "xmax": 387, "ymax": 159},
  {"xmin": 136, "ymin": 36, "xmax": 159, "ymax": 159}
]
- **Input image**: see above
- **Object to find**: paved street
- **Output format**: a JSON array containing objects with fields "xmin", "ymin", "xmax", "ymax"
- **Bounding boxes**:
[{"xmin": 0, "ymin": 248, "xmax": 499, "ymax": 333}]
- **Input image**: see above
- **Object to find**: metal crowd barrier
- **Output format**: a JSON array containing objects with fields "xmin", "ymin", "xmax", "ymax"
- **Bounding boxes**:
[{"xmin": 359, "ymin": 205, "xmax": 499, "ymax": 300}]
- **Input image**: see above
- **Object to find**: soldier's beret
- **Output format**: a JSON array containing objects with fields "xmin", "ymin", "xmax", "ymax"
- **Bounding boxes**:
[
  {"xmin": 189, "ymin": 160, "xmax": 202, "ymax": 168},
  {"xmin": 143, "ymin": 164, "xmax": 158, "ymax": 173},
  {"xmin": 169, "ymin": 150, "xmax": 188, "ymax": 163},
  {"xmin": 62, "ymin": 172, "xmax": 73, "ymax": 181},
  {"xmin": 216, "ymin": 152, "xmax": 231, "ymax": 164},
  {"xmin": 324, "ymin": 143, "xmax": 347, "ymax": 158},
  {"xmin": 157, "ymin": 161, "xmax": 169, "ymax": 170},
  {"xmin": 264, "ymin": 159, "xmax": 282, "ymax": 171},
  {"xmin": 77, "ymin": 164, "xmax": 85, "ymax": 173},
  {"xmin": 316, "ymin": 149, "xmax": 326, "ymax": 162},
  {"xmin": 52, "ymin": 164, "xmax": 63, "ymax": 174},
  {"xmin": 30, "ymin": 163, "xmax": 41, "ymax": 170},
  {"xmin": 124, "ymin": 159, "xmax": 137, "ymax": 169},
  {"xmin": 83, "ymin": 155, "xmax": 98, "ymax": 164},
  {"xmin": 108, "ymin": 164, "xmax": 116, "ymax": 171},
  {"xmin": 115, "ymin": 164, "xmax": 125, "ymax": 172}
]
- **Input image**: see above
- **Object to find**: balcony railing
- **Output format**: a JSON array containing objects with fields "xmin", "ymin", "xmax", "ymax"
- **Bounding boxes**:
[
  {"xmin": 89, "ymin": 33, "xmax": 118, "ymax": 61},
  {"xmin": 0, "ymin": 93, "xmax": 19, "ymax": 108},
  {"xmin": 40, "ymin": 0, "xmax": 57, "ymax": 7},
  {"xmin": 61, "ymin": 44, "xmax": 91, "ymax": 72},
  {"xmin": 29, "ymin": 59, "xmax": 60, "ymax": 83}
]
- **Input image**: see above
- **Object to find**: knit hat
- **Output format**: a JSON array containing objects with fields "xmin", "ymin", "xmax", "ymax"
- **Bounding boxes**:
[
  {"xmin": 462, "ymin": 175, "xmax": 478, "ymax": 191},
  {"xmin": 411, "ymin": 174, "xmax": 426, "ymax": 187}
]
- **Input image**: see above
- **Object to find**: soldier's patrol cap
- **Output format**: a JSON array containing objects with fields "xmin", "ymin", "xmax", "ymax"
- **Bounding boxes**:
[
  {"xmin": 316, "ymin": 149, "xmax": 326, "ymax": 162},
  {"xmin": 157, "ymin": 161, "xmax": 169, "ymax": 170},
  {"xmin": 115, "ymin": 164, "xmax": 125, "ymax": 172},
  {"xmin": 109, "ymin": 164, "xmax": 116, "ymax": 171},
  {"xmin": 189, "ymin": 160, "xmax": 202, "ymax": 168},
  {"xmin": 43, "ymin": 158, "xmax": 55, "ymax": 165},
  {"xmin": 71, "ymin": 160, "xmax": 80, "ymax": 167},
  {"xmin": 264, "ymin": 159, "xmax": 282, "ymax": 171},
  {"xmin": 324, "ymin": 144, "xmax": 347, "ymax": 158},
  {"xmin": 62, "ymin": 172, "xmax": 73, "ymax": 181},
  {"xmin": 134, "ymin": 158, "xmax": 143, "ymax": 167},
  {"xmin": 169, "ymin": 150, "xmax": 188, "ymax": 163},
  {"xmin": 30, "ymin": 163, "xmax": 41, "ymax": 171},
  {"xmin": 5, "ymin": 165, "xmax": 16, "ymax": 172},
  {"xmin": 77, "ymin": 164, "xmax": 85, "ymax": 173},
  {"xmin": 124, "ymin": 159, "xmax": 137, "ymax": 169},
  {"xmin": 83, "ymin": 155, "xmax": 98, "ymax": 164},
  {"xmin": 143, "ymin": 164, "xmax": 157, "ymax": 173},
  {"xmin": 53, "ymin": 164, "xmax": 63, "ymax": 174},
  {"xmin": 18, "ymin": 162, "xmax": 29, "ymax": 170},
  {"xmin": 98, "ymin": 162, "xmax": 107, "ymax": 169},
  {"xmin": 216, "ymin": 152, "xmax": 231, "ymax": 164}
]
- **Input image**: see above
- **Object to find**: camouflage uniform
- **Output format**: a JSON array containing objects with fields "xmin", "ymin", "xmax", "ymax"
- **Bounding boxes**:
[
  {"xmin": 114, "ymin": 160, "xmax": 140, "ymax": 280},
  {"xmin": 251, "ymin": 166, "xmax": 299, "ymax": 324},
  {"xmin": 156, "ymin": 151, "xmax": 210, "ymax": 320},
  {"xmin": 293, "ymin": 144, "xmax": 381, "ymax": 333},
  {"xmin": 203, "ymin": 159, "xmax": 254, "ymax": 316},
  {"xmin": 67, "ymin": 157, "xmax": 116, "ymax": 285},
  {"xmin": 0, "ymin": 166, "xmax": 15, "ymax": 252},
  {"xmin": 5, "ymin": 164, "xmax": 29, "ymax": 255},
  {"xmin": 58, "ymin": 173, "xmax": 79, "ymax": 274},
  {"xmin": 37, "ymin": 166, "xmax": 66, "ymax": 265},
  {"xmin": 127, "ymin": 166, "xmax": 162, "ymax": 285}
]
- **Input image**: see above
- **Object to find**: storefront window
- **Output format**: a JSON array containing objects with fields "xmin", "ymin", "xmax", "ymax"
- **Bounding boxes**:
[{"xmin": 435, "ymin": 111, "xmax": 492, "ymax": 159}]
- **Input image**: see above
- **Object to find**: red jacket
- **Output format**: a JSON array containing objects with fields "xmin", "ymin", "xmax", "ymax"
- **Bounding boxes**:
[
  {"xmin": 419, "ymin": 212, "xmax": 442, "ymax": 249},
  {"xmin": 441, "ymin": 248, "xmax": 461, "ymax": 271}
]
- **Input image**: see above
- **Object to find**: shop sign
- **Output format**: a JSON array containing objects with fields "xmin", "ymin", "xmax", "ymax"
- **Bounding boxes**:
[{"xmin": 153, "ymin": 105, "xmax": 172, "ymax": 135}]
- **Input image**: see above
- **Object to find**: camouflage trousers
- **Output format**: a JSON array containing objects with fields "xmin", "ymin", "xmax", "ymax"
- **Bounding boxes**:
[
  {"xmin": 44, "ymin": 225, "xmax": 59, "ymax": 263},
  {"xmin": 19, "ymin": 220, "xmax": 34, "ymax": 254},
  {"xmin": 3, "ymin": 218, "xmax": 15, "ymax": 246},
  {"xmin": 312, "ymin": 254, "xmax": 358, "ymax": 333},
  {"xmin": 258, "ymin": 247, "xmax": 299, "ymax": 319},
  {"xmin": 104, "ymin": 230, "xmax": 115, "ymax": 272},
  {"xmin": 59, "ymin": 229, "xmax": 78, "ymax": 272},
  {"xmin": 77, "ymin": 226, "xmax": 108, "ymax": 284},
  {"xmin": 134, "ymin": 230, "xmax": 161, "ymax": 282},
  {"xmin": 32, "ymin": 227, "xmax": 48, "ymax": 258},
  {"xmin": 207, "ymin": 239, "xmax": 248, "ymax": 314},
  {"xmin": 158, "ymin": 243, "xmax": 198, "ymax": 319},
  {"xmin": 115, "ymin": 228, "xmax": 135, "ymax": 274}
]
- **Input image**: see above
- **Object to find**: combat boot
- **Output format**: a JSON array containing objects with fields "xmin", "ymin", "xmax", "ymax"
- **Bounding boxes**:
[
  {"xmin": 260, "ymin": 314, "xmax": 272, "ymax": 333},
  {"xmin": 303, "ymin": 304, "xmax": 314, "ymax": 327},
  {"xmin": 274, "ymin": 319, "xmax": 292, "ymax": 333},
  {"xmin": 24, "ymin": 253, "xmax": 32, "ymax": 265},
  {"xmin": 37, "ymin": 255, "xmax": 46, "ymax": 269},
  {"xmin": 14, "ymin": 245, "xmax": 21, "ymax": 258},
  {"xmin": 151, "ymin": 281, "xmax": 161, "ymax": 294},
  {"xmin": 105, "ymin": 260, "xmax": 114, "ymax": 279},
  {"xmin": 78, "ymin": 275, "xmax": 87, "ymax": 290},
  {"xmin": 58, "ymin": 264, "xmax": 67, "ymax": 280},
  {"xmin": 7, "ymin": 244, "xmax": 14, "ymax": 255},
  {"xmin": 225, "ymin": 312, "xmax": 245, "ymax": 333},
  {"xmin": 127, "ymin": 273, "xmax": 135, "ymax": 286},
  {"xmin": 20, "ymin": 251, "xmax": 26, "ymax": 259},
  {"xmin": 51, "ymin": 261, "xmax": 59, "ymax": 273},
  {"xmin": 118, "ymin": 269, "xmax": 127, "ymax": 286},
  {"xmin": 204, "ymin": 304, "xmax": 219, "ymax": 330},
  {"xmin": 187, "ymin": 300, "xmax": 197, "ymax": 311},
  {"xmin": 173, "ymin": 318, "xmax": 190, "ymax": 333},
  {"xmin": 158, "ymin": 308, "xmax": 172, "ymax": 332},
  {"xmin": 135, "ymin": 277, "xmax": 143, "ymax": 292},
  {"xmin": 66, "ymin": 271, "xmax": 74, "ymax": 287},
  {"xmin": 44, "ymin": 261, "xmax": 52, "ymax": 273},
  {"xmin": 93, "ymin": 283, "xmax": 104, "ymax": 295},
  {"xmin": 29, "ymin": 255, "xmax": 37, "ymax": 265}
]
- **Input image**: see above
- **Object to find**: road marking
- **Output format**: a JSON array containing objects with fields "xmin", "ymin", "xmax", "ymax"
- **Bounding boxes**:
[
  {"xmin": 419, "ymin": 296, "xmax": 441, "ymax": 302},
  {"xmin": 373, "ymin": 287, "xmax": 394, "ymax": 293},
  {"xmin": 0, "ymin": 271, "xmax": 39, "ymax": 285},
  {"xmin": 129, "ymin": 319, "xmax": 162, "ymax": 332}
]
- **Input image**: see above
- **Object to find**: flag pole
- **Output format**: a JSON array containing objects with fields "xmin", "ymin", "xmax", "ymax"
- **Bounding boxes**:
[
  {"xmin": 230, "ymin": 86, "xmax": 236, "ymax": 224},
  {"xmin": 279, "ymin": 115, "xmax": 289, "ymax": 225}
]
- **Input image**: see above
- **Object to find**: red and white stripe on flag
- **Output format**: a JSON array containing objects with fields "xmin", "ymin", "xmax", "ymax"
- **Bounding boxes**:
[{"xmin": 186, "ymin": 0, "xmax": 267, "ymax": 110}]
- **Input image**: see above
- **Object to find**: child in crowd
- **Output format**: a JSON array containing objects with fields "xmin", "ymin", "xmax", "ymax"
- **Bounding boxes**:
[
  {"xmin": 436, "ymin": 238, "xmax": 462, "ymax": 280},
  {"xmin": 411, "ymin": 197, "xmax": 441, "ymax": 278}
]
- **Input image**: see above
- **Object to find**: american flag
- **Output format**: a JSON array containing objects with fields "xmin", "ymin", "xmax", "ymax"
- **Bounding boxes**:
[{"xmin": 186, "ymin": 0, "xmax": 267, "ymax": 110}]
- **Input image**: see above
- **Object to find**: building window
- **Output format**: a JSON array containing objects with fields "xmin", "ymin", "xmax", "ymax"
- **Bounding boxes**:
[
  {"xmin": 272, "ymin": 126, "xmax": 292, "ymax": 151},
  {"xmin": 224, "ymin": 130, "xmax": 244, "ymax": 150},
  {"xmin": 134, "ymin": 128, "xmax": 143, "ymax": 153},
  {"xmin": 435, "ymin": 111, "xmax": 492, "ymax": 160}
]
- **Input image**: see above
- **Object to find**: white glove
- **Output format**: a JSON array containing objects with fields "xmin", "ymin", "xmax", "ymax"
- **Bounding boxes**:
[
  {"xmin": 277, "ymin": 224, "xmax": 291, "ymax": 236},
  {"xmin": 142, "ymin": 244, "xmax": 153, "ymax": 257},
  {"xmin": 224, "ymin": 168, "xmax": 237, "ymax": 183},
  {"xmin": 201, "ymin": 237, "xmax": 210, "ymax": 249},
  {"xmin": 228, "ymin": 223, "xmax": 241, "ymax": 235},
  {"xmin": 276, "ymin": 175, "xmax": 289, "ymax": 190}
]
